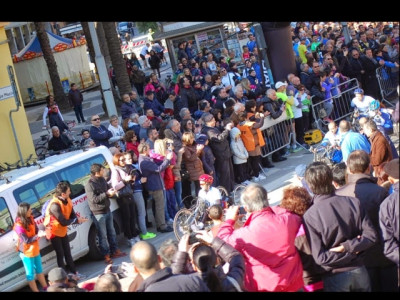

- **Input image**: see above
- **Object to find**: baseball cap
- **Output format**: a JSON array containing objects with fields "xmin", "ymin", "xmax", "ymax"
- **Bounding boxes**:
[
  {"xmin": 48, "ymin": 267, "xmax": 67, "ymax": 282},
  {"xmin": 275, "ymin": 81, "xmax": 287, "ymax": 90},
  {"xmin": 354, "ymin": 88, "xmax": 364, "ymax": 94},
  {"xmin": 195, "ymin": 134, "xmax": 208, "ymax": 145}
]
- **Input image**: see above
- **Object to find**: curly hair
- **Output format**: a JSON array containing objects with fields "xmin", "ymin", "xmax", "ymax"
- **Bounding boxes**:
[{"xmin": 280, "ymin": 186, "xmax": 311, "ymax": 216}]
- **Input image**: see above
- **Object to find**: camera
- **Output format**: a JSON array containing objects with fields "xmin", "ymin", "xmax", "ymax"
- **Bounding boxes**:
[
  {"xmin": 188, "ymin": 232, "xmax": 200, "ymax": 245},
  {"xmin": 129, "ymin": 168, "xmax": 138, "ymax": 177}
]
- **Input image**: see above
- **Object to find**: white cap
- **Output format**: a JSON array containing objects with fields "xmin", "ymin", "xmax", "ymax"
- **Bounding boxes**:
[{"xmin": 275, "ymin": 81, "xmax": 287, "ymax": 90}]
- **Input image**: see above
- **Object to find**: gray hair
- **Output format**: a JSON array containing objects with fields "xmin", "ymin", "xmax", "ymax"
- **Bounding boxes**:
[
  {"xmin": 158, "ymin": 239, "xmax": 179, "ymax": 267},
  {"xmin": 266, "ymin": 88, "xmax": 276, "ymax": 97},
  {"xmin": 240, "ymin": 183, "xmax": 269, "ymax": 212},
  {"xmin": 130, "ymin": 113, "xmax": 139, "ymax": 121},
  {"xmin": 51, "ymin": 126, "xmax": 59, "ymax": 132},
  {"xmin": 94, "ymin": 273, "xmax": 122, "ymax": 292},
  {"xmin": 179, "ymin": 108, "xmax": 190, "ymax": 120},
  {"xmin": 138, "ymin": 115, "xmax": 148, "ymax": 126},
  {"xmin": 233, "ymin": 102, "xmax": 244, "ymax": 113},
  {"xmin": 234, "ymin": 84, "xmax": 243, "ymax": 95}
]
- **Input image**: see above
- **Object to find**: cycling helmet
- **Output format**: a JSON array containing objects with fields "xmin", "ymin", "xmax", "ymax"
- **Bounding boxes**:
[
  {"xmin": 199, "ymin": 174, "xmax": 213, "ymax": 184},
  {"xmin": 354, "ymin": 88, "xmax": 364, "ymax": 94},
  {"xmin": 369, "ymin": 99, "xmax": 380, "ymax": 111}
]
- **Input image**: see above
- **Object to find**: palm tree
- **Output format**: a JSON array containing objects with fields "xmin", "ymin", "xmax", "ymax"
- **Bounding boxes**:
[
  {"xmin": 102, "ymin": 22, "xmax": 131, "ymax": 97},
  {"xmin": 33, "ymin": 22, "xmax": 69, "ymax": 111}
]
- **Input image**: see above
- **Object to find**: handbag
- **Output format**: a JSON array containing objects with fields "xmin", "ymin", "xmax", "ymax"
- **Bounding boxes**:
[
  {"xmin": 116, "ymin": 183, "xmax": 133, "ymax": 198},
  {"xmin": 180, "ymin": 169, "xmax": 190, "ymax": 181}
]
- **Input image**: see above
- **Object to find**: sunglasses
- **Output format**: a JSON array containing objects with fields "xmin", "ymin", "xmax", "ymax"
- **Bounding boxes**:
[{"xmin": 92, "ymin": 118, "xmax": 100, "ymax": 121}]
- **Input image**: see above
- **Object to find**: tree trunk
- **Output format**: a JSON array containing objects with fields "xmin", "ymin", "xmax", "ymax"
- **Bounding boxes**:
[
  {"xmin": 102, "ymin": 22, "xmax": 131, "ymax": 98},
  {"xmin": 96, "ymin": 22, "xmax": 120, "ymax": 101},
  {"xmin": 34, "ymin": 22, "xmax": 69, "ymax": 111}
]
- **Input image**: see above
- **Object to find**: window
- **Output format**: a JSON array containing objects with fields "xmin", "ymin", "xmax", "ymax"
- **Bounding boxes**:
[
  {"xmin": 0, "ymin": 197, "xmax": 13, "ymax": 235},
  {"xmin": 13, "ymin": 154, "xmax": 109, "ymax": 216},
  {"xmin": 56, "ymin": 154, "xmax": 108, "ymax": 199}
]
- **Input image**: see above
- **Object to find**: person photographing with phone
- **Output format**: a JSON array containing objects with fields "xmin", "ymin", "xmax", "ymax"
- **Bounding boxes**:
[
  {"xmin": 85, "ymin": 163, "xmax": 127, "ymax": 265},
  {"xmin": 44, "ymin": 181, "xmax": 88, "ymax": 280}
]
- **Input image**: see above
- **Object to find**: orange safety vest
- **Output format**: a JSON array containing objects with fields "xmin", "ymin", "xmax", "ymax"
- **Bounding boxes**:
[
  {"xmin": 44, "ymin": 196, "xmax": 73, "ymax": 239},
  {"xmin": 13, "ymin": 216, "xmax": 40, "ymax": 257},
  {"xmin": 237, "ymin": 115, "xmax": 265, "ymax": 152}
]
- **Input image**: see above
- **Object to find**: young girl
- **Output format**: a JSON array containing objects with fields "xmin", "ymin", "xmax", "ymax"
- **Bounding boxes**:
[
  {"xmin": 13, "ymin": 202, "xmax": 48, "ymax": 292},
  {"xmin": 229, "ymin": 127, "xmax": 250, "ymax": 184},
  {"xmin": 195, "ymin": 134, "xmax": 217, "ymax": 186}
]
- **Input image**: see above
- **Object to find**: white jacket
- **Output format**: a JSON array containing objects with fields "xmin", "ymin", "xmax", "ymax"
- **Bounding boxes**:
[{"xmin": 230, "ymin": 127, "xmax": 249, "ymax": 164}]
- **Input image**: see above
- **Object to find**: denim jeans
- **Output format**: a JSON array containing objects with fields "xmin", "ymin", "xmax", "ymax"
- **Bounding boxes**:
[
  {"xmin": 174, "ymin": 180, "xmax": 183, "ymax": 209},
  {"xmin": 133, "ymin": 191, "xmax": 147, "ymax": 235},
  {"xmin": 92, "ymin": 211, "xmax": 118, "ymax": 256},
  {"xmin": 323, "ymin": 266, "xmax": 371, "ymax": 292}
]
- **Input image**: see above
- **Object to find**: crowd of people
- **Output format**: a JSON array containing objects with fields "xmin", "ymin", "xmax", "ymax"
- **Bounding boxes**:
[{"xmin": 17, "ymin": 21, "xmax": 399, "ymax": 292}]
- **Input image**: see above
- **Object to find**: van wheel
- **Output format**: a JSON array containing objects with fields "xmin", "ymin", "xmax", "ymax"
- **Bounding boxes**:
[{"xmin": 88, "ymin": 225, "xmax": 103, "ymax": 260}]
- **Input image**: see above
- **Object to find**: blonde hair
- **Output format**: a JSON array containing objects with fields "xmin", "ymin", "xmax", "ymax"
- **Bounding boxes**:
[
  {"xmin": 153, "ymin": 139, "xmax": 167, "ymax": 156},
  {"xmin": 240, "ymin": 78, "xmax": 251, "ymax": 92},
  {"xmin": 182, "ymin": 131, "xmax": 195, "ymax": 145}
]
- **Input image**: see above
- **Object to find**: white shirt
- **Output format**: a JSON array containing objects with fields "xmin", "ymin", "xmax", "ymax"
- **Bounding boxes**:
[
  {"xmin": 108, "ymin": 124, "xmax": 125, "ymax": 151},
  {"xmin": 140, "ymin": 45, "xmax": 149, "ymax": 56},
  {"xmin": 221, "ymin": 72, "xmax": 237, "ymax": 89},
  {"xmin": 351, "ymin": 95, "xmax": 374, "ymax": 113},
  {"xmin": 198, "ymin": 187, "xmax": 221, "ymax": 206}
]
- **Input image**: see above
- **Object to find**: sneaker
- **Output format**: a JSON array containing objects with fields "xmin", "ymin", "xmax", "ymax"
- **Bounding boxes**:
[
  {"xmin": 134, "ymin": 236, "xmax": 141, "ymax": 243},
  {"xmin": 257, "ymin": 174, "xmax": 267, "ymax": 180},
  {"xmin": 282, "ymin": 150, "xmax": 290, "ymax": 157},
  {"xmin": 157, "ymin": 226, "xmax": 173, "ymax": 233},
  {"xmin": 111, "ymin": 249, "xmax": 127, "ymax": 258},
  {"xmin": 74, "ymin": 272, "xmax": 87, "ymax": 281},
  {"xmin": 167, "ymin": 218, "xmax": 174, "ymax": 225},
  {"xmin": 252, "ymin": 176, "xmax": 259, "ymax": 182},
  {"xmin": 242, "ymin": 180, "xmax": 251, "ymax": 185},
  {"xmin": 104, "ymin": 254, "xmax": 113, "ymax": 264},
  {"xmin": 290, "ymin": 146, "xmax": 302, "ymax": 153},
  {"xmin": 140, "ymin": 232, "xmax": 157, "ymax": 240}
]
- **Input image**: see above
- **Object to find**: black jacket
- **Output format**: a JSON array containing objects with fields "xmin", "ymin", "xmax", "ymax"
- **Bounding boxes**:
[
  {"xmin": 171, "ymin": 237, "xmax": 245, "ymax": 292},
  {"xmin": 262, "ymin": 97, "xmax": 283, "ymax": 119},
  {"xmin": 336, "ymin": 174, "xmax": 393, "ymax": 268},
  {"xmin": 303, "ymin": 193, "xmax": 378, "ymax": 273},
  {"xmin": 137, "ymin": 267, "xmax": 209, "ymax": 292},
  {"xmin": 84, "ymin": 175, "xmax": 111, "ymax": 215},
  {"xmin": 48, "ymin": 134, "xmax": 73, "ymax": 152},
  {"xmin": 201, "ymin": 125, "xmax": 231, "ymax": 160}
]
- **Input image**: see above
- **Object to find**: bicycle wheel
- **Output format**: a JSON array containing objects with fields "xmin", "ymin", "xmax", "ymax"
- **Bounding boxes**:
[
  {"xmin": 233, "ymin": 184, "xmax": 247, "ymax": 205},
  {"xmin": 217, "ymin": 186, "xmax": 229, "ymax": 198},
  {"xmin": 35, "ymin": 146, "xmax": 47, "ymax": 159},
  {"xmin": 173, "ymin": 208, "xmax": 193, "ymax": 241}
]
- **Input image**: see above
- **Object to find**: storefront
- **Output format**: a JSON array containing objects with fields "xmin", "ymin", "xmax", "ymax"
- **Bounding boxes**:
[{"xmin": 155, "ymin": 22, "xmax": 251, "ymax": 71}]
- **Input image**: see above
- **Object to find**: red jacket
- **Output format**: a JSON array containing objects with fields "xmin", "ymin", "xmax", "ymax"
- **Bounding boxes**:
[{"xmin": 217, "ymin": 206, "xmax": 303, "ymax": 292}]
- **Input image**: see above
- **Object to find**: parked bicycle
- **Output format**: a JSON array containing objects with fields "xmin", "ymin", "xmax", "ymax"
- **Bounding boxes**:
[
  {"xmin": 309, "ymin": 144, "xmax": 342, "ymax": 167},
  {"xmin": 34, "ymin": 128, "xmax": 51, "ymax": 159}
]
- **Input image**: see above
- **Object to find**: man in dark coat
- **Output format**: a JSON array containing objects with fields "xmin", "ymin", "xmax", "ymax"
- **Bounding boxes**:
[
  {"xmin": 68, "ymin": 83, "xmax": 85, "ymax": 123},
  {"xmin": 200, "ymin": 113, "xmax": 235, "ymax": 193},
  {"xmin": 120, "ymin": 93, "xmax": 137, "ymax": 120},
  {"xmin": 303, "ymin": 162, "xmax": 377, "ymax": 292},
  {"xmin": 379, "ymin": 158, "xmax": 399, "ymax": 287},
  {"xmin": 48, "ymin": 126, "xmax": 73, "ymax": 152},
  {"xmin": 336, "ymin": 150, "xmax": 397, "ymax": 291}
]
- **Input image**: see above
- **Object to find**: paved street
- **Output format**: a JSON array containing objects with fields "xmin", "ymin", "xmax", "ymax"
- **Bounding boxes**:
[{"xmin": 21, "ymin": 50, "xmax": 399, "ymax": 291}]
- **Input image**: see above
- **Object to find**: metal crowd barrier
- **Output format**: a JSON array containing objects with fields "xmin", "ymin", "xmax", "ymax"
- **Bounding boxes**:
[
  {"xmin": 311, "ymin": 78, "xmax": 359, "ymax": 133},
  {"xmin": 259, "ymin": 111, "xmax": 292, "ymax": 157},
  {"xmin": 376, "ymin": 65, "xmax": 398, "ymax": 108}
]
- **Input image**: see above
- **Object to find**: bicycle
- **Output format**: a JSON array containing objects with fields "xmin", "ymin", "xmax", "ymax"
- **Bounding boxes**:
[
  {"xmin": 173, "ymin": 185, "xmax": 231, "ymax": 241},
  {"xmin": 309, "ymin": 144, "xmax": 342, "ymax": 167},
  {"xmin": 35, "ymin": 128, "xmax": 51, "ymax": 159},
  {"xmin": 173, "ymin": 196, "xmax": 212, "ymax": 241}
]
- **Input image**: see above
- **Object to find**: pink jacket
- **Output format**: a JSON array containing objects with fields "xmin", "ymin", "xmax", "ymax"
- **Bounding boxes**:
[{"xmin": 217, "ymin": 206, "xmax": 304, "ymax": 292}]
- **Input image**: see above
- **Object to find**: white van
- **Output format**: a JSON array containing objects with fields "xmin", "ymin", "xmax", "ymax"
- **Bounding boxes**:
[{"xmin": 0, "ymin": 146, "xmax": 122, "ymax": 292}]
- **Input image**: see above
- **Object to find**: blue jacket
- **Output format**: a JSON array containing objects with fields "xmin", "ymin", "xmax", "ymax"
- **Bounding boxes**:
[
  {"xmin": 120, "ymin": 101, "xmax": 137, "ymax": 120},
  {"xmin": 143, "ymin": 97, "xmax": 165, "ymax": 117},
  {"xmin": 138, "ymin": 155, "xmax": 170, "ymax": 191},
  {"xmin": 90, "ymin": 125, "xmax": 113, "ymax": 147},
  {"xmin": 340, "ymin": 131, "xmax": 371, "ymax": 163}
]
